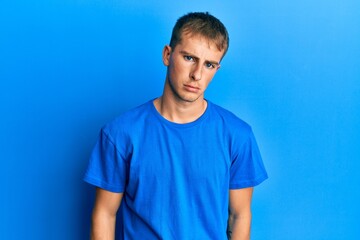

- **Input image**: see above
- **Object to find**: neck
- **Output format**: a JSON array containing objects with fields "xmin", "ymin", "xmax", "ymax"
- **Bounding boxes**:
[{"xmin": 153, "ymin": 95, "xmax": 207, "ymax": 124}]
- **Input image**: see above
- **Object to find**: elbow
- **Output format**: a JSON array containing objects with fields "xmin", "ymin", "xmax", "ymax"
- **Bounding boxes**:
[{"xmin": 229, "ymin": 208, "xmax": 252, "ymax": 221}]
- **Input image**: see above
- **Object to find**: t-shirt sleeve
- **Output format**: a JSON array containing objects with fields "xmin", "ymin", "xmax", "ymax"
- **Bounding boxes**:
[
  {"xmin": 83, "ymin": 128, "xmax": 128, "ymax": 193},
  {"xmin": 229, "ymin": 128, "xmax": 268, "ymax": 189}
]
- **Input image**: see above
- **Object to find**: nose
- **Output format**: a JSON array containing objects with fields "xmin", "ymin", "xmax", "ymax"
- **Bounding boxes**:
[{"xmin": 190, "ymin": 63, "xmax": 202, "ymax": 81}]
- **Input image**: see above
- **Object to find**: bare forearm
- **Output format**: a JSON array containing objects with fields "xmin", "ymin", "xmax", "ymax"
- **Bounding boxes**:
[
  {"xmin": 91, "ymin": 211, "xmax": 116, "ymax": 240},
  {"xmin": 227, "ymin": 213, "xmax": 251, "ymax": 240}
]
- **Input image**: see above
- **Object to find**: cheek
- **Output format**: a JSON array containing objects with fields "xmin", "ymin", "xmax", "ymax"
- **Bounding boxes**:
[
  {"xmin": 204, "ymin": 80, "xmax": 212, "ymax": 89},
  {"xmin": 204, "ymin": 72, "xmax": 216, "ymax": 83},
  {"xmin": 171, "ymin": 62, "xmax": 187, "ymax": 78}
]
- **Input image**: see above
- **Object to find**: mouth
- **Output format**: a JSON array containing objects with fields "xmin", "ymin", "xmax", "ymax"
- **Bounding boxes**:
[{"xmin": 184, "ymin": 84, "xmax": 200, "ymax": 93}]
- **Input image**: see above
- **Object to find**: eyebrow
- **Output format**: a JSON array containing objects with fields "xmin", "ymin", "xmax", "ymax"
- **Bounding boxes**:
[{"xmin": 179, "ymin": 50, "xmax": 220, "ymax": 67}]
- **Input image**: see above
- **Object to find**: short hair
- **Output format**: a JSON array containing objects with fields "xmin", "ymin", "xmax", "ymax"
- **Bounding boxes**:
[{"xmin": 169, "ymin": 12, "xmax": 229, "ymax": 58}]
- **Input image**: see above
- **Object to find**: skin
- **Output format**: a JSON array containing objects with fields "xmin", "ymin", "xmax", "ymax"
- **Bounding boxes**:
[
  {"xmin": 91, "ymin": 188, "xmax": 123, "ymax": 239},
  {"xmin": 91, "ymin": 33, "xmax": 254, "ymax": 240},
  {"xmin": 228, "ymin": 187, "xmax": 254, "ymax": 240},
  {"xmin": 153, "ymin": 33, "xmax": 223, "ymax": 123}
]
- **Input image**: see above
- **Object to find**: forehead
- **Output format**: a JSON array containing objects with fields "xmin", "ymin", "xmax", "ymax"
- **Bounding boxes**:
[{"xmin": 175, "ymin": 33, "xmax": 224, "ymax": 60}]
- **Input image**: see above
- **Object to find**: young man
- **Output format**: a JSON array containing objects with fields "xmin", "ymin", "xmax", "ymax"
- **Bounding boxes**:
[{"xmin": 84, "ymin": 12, "xmax": 268, "ymax": 239}]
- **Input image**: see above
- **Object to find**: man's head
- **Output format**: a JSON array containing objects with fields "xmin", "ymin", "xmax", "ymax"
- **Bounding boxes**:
[
  {"xmin": 161, "ymin": 12, "xmax": 229, "ymax": 105},
  {"xmin": 169, "ymin": 12, "xmax": 229, "ymax": 60}
]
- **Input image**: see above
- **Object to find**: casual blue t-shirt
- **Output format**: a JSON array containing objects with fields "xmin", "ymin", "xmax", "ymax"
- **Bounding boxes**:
[{"xmin": 84, "ymin": 99, "xmax": 268, "ymax": 239}]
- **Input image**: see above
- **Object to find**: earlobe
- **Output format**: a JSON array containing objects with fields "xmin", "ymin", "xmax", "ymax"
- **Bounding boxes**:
[{"xmin": 162, "ymin": 45, "xmax": 171, "ymax": 66}]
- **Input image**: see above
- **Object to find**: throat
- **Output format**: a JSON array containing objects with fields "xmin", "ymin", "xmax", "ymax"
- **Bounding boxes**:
[{"xmin": 153, "ymin": 97, "xmax": 207, "ymax": 124}]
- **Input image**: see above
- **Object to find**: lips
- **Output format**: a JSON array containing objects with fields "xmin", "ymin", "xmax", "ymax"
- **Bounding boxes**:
[{"xmin": 184, "ymin": 84, "xmax": 200, "ymax": 93}]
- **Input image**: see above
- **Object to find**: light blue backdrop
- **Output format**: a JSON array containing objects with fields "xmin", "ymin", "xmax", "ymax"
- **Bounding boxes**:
[{"xmin": 1, "ymin": 0, "xmax": 359, "ymax": 239}]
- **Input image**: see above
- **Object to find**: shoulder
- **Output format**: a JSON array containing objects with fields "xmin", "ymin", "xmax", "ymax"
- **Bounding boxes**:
[
  {"xmin": 101, "ymin": 100, "xmax": 153, "ymax": 141},
  {"xmin": 208, "ymin": 101, "xmax": 252, "ymax": 134}
]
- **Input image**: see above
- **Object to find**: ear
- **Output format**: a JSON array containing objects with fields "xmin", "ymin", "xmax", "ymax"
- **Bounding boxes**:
[{"xmin": 162, "ymin": 45, "xmax": 172, "ymax": 66}]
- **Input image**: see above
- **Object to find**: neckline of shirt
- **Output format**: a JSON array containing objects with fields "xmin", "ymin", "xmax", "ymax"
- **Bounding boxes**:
[{"xmin": 149, "ymin": 98, "xmax": 211, "ymax": 128}]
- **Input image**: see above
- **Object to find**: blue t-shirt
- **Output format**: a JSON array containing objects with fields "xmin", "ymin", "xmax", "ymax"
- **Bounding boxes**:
[{"xmin": 84, "ymin": 99, "xmax": 268, "ymax": 239}]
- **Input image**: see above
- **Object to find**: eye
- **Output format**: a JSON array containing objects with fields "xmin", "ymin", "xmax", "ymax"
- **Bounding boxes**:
[
  {"xmin": 184, "ymin": 55, "xmax": 194, "ymax": 61},
  {"xmin": 205, "ymin": 62, "xmax": 215, "ymax": 69}
]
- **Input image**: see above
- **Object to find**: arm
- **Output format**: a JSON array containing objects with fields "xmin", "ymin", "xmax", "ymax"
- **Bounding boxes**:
[
  {"xmin": 91, "ymin": 187, "xmax": 123, "ymax": 240},
  {"xmin": 227, "ymin": 187, "xmax": 254, "ymax": 240}
]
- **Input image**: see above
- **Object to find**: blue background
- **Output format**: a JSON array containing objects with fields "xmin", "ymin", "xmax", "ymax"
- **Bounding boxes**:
[{"xmin": 1, "ymin": 0, "xmax": 359, "ymax": 239}]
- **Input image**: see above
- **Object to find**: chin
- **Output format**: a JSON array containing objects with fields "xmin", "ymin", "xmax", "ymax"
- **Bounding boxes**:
[{"xmin": 178, "ymin": 95, "xmax": 202, "ymax": 103}]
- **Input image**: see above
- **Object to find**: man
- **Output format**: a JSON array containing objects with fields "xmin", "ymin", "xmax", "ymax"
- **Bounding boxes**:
[{"xmin": 84, "ymin": 12, "xmax": 268, "ymax": 239}]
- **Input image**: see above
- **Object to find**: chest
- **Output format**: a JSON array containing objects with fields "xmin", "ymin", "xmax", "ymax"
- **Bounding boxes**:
[{"xmin": 126, "ymin": 125, "xmax": 231, "ymax": 195}]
